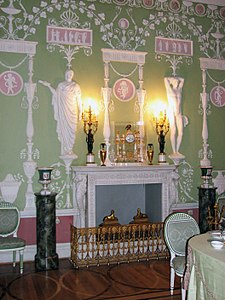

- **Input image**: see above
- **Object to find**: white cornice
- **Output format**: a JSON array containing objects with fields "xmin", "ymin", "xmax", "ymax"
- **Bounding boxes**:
[{"xmin": 186, "ymin": 0, "xmax": 225, "ymax": 6}]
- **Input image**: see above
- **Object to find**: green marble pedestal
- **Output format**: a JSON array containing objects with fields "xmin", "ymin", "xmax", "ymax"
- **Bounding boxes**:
[
  {"xmin": 198, "ymin": 187, "xmax": 217, "ymax": 233},
  {"xmin": 34, "ymin": 193, "xmax": 59, "ymax": 271}
]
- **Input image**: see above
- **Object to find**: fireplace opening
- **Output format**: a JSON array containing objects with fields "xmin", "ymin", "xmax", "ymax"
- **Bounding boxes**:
[{"xmin": 96, "ymin": 183, "xmax": 162, "ymax": 226}]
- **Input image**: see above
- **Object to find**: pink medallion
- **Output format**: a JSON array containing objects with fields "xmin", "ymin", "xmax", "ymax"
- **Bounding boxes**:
[
  {"xmin": 195, "ymin": 4, "xmax": 206, "ymax": 16},
  {"xmin": 142, "ymin": 0, "xmax": 154, "ymax": 8},
  {"xmin": 220, "ymin": 7, "xmax": 225, "ymax": 19},
  {"xmin": 169, "ymin": 0, "xmax": 180, "ymax": 12},
  {"xmin": 0, "ymin": 71, "xmax": 23, "ymax": 96},
  {"xmin": 118, "ymin": 18, "xmax": 129, "ymax": 30},
  {"xmin": 210, "ymin": 86, "xmax": 225, "ymax": 107},
  {"xmin": 113, "ymin": 78, "xmax": 136, "ymax": 102}
]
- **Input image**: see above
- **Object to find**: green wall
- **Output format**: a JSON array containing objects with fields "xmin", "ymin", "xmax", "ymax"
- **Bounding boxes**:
[{"xmin": 0, "ymin": 0, "xmax": 224, "ymax": 209}]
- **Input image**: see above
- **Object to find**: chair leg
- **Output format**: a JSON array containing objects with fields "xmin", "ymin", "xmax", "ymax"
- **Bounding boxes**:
[
  {"xmin": 170, "ymin": 267, "xmax": 175, "ymax": 295},
  {"xmin": 181, "ymin": 277, "xmax": 186, "ymax": 300},
  {"xmin": 19, "ymin": 250, "xmax": 24, "ymax": 274},
  {"xmin": 13, "ymin": 251, "xmax": 16, "ymax": 268}
]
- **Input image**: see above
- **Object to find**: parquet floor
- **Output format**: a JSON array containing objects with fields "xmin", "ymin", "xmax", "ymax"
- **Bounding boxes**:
[{"xmin": 0, "ymin": 258, "xmax": 181, "ymax": 300}]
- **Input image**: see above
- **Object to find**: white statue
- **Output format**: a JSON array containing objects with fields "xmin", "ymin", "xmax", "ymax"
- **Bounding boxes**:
[
  {"xmin": 74, "ymin": 174, "xmax": 87, "ymax": 227},
  {"xmin": 164, "ymin": 77, "xmax": 187, "ymax": 157},
  {"xmin": 39, "ymin": 69, "xmax": 82, "ymax": 156}
]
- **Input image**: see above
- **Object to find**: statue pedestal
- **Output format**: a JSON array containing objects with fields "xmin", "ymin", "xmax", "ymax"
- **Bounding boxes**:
[
  {"xmin": 34, "ymin": 192, "xmax": 59, "ymax": 271},
  {"xmin": 198, "ymin": 187, "xmax": 217, "ymax": 233},
  {"xmin": 86, "ymin": 153, "xmax": 95, "ymax": 164}
]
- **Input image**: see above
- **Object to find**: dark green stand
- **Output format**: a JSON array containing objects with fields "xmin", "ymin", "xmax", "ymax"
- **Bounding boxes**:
[
  {"xmin": 198, "ymin": 187, "xmax": 217, "ymax": 233},
  {"xmin": 34, "ymin": 192, "xmax": 59, "ymax": 271}
]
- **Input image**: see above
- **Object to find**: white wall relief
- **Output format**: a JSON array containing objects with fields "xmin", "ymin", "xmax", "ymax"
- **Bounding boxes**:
[
  {"xmin": 178, "ymin": 160, "xmax": 196, "ymax": 203},
  {"xmin": 164, "ymin": 76, "xmax": 188, "ymax": 164},
  {"xmin": 39, "ymin": 70, "xmax": 82, "ymax": 158},
  {"xmin": 206, "ymin": 60, "xmax": 225, "ymax": 109},
  {"xmin": 0, "ymin": 0, "xmax": 224, "ymax": 211},
  {"xmin": 210, "ymin": 85, "xmax": 225, "ymax": 107},
  {"xmin": 90, "ymin": 0, "xmax": 225, "ymax": 14},
  {"xmin": 213, "ymin": 170, "xmax": 225, "ymax": 196},
  {"xmin": 0, "ymin": 37, "xmax": 38, "ymax": 210},
  {"xmin": 49, "ymin": 162, "xmax": 66, "ymax": 209},
  {"xmin": 73, "ymin": 174, "xmax": 87, "ymax": 227},
  {"xmin": 155, "ymin": 22, "xmax": 193, "ymax": 76},
  {"xmin": 22, "ymin": 52, "xmax": 39, "ymax": 210},
  {"xmin": 198, "ymin": 67, "xmax": 212, "ymax": 168},
  {"xmin": 199, "ymin": 58, "xmax": 225, "ymax": 168},
  {"xmin": 0, "ymin": 70, "xmax": 23, "ymax": 96},
  {"xmin": 0, "ymin": 174, "xmax": 23, "ymax": 204},
  {"xmin": 46, "ymin": 10, "xmax": 93, "ymax": 68},
  {"xmin": 39, "ymin": 69, "xmax": 82, "ymax": 208},
  {"xmin": 38, "ymin": 4, "xmax": 95, "ymax": 207},
  {"xmin": 101, "ymin": 48, "xmax": 147, "ymax": 164}
]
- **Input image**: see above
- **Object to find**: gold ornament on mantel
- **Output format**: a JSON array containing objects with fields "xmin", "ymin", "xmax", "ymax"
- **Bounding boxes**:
[
  {"xmin": 101, "ymin": 209, "xmax": 120, "ymax": 226},
  {"xmin": 132, "ymin": 208, "xmax": 150, "ymax": 224},
  {"xmin": 82, "ymin": 105, "xmax": 98, "ymax": 164}
]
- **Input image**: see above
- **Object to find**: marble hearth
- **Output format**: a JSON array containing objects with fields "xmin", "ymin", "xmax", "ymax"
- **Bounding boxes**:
[{"xmin": 72, "ymin": 165, "xmax": 178, "ymax": 228}]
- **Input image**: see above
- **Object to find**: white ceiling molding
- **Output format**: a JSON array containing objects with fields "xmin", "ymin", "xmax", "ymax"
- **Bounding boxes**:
[{"xmin": 186, "ymin": 0, "xmax": 225, "ymax": 6}]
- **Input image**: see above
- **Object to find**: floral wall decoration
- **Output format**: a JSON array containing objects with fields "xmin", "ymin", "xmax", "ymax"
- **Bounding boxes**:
[{"xmin": 0, "ymin": 0, "xmax": 224, "ymax": 212}]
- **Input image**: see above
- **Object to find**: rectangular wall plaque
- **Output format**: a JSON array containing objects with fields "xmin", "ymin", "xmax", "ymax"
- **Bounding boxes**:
[
  {"xmin": 47, "ymin": 25, "xmax": 92, "ymax": 46},
  {"xmin": 0, "ymin": 39, "xmax": 38, "ymax": 54},
  {"xmin": 101, "ymin": 48, "xmax": 147, "ymax": 64},
  {"xmin": 155, "ymin": 36, "xmax": 193, "ymax": 56}
]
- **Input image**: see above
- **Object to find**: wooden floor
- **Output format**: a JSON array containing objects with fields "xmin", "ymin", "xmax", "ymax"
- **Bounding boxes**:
[{"xmin": 0, "ymin": 258, "xmax": 181, "ymax": 300}]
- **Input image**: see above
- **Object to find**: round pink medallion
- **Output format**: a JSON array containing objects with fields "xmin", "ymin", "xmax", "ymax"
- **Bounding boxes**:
[
  {"xmin": 142, "ymin": 0, "xmax": 154, "ymax": 8},
  {"xmin": 169, "ymin": 0, "xmax": 180, "ymax": 12},
  {"xmin": 113, "ymin": 78, "xmax": 136, "ymax": 102},
  {"xmin": 195, "ymin": 4, "xmax": 206, "ymax": 15},
  {"xmin": 220, "ymin": 7, "xmax": 225, "ymax": 19},
  {"xmin": 118, "ymin": 18, "xmax": 129, "ymax": 30},
  {"xmin": 0, "ymin": 71, "xmax": 23, "ymax": 96},
  {"xmin": 210, "ymin": 86, "xmax": 225, "ymax": 107}
]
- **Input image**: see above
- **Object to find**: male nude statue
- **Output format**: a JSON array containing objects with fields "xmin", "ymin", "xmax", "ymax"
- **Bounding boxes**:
[{"xmin": 164, "ymin": 77, "xmax": 187, "ymax": 157}]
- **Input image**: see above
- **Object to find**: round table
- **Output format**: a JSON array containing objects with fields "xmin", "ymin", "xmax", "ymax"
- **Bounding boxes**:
[{"xmin": 185, "ymin": 232, "xmax": 225, "ymax": 300}]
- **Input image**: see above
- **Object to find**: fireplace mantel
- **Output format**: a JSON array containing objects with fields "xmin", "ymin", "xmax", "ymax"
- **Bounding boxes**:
[{"xmin": 72, "ymin": 164, "xmax": 178, "ymax": 228}]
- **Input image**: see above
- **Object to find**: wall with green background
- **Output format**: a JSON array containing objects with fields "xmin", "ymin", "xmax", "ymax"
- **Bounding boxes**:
[{"xmin": 0, "ymin": 0, "xmax": 224, "ymax": 211}]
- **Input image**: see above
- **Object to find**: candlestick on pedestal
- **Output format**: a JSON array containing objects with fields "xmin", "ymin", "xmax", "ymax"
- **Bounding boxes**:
[
  {"xmin": 155, "ymin": 111, "xmax": 169, "ymax": 164},
  {"xmin": 82, "ymin": 105, "xmax": 98, "ymax": 165}
]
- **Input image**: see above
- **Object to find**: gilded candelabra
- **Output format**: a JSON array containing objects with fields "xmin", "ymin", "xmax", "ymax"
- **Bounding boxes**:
[
  {"xmin": 155, "ymin": 111, "xmax": 169, "ymax": 163},
  {"xmin": 207, "ymin": 202, "xmax": 225, "ymax": 230},
  {"xmin": 82, "ymin": 105, "xmax": 98, "ymax": 164}
]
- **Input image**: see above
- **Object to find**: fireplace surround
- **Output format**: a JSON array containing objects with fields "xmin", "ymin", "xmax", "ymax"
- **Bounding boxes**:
[{"xmin": 72, "ymin": 165, "xmax": 178, "ymax": 228}]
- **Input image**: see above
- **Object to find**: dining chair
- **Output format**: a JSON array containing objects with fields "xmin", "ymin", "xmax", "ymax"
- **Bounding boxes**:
[
  {"xmin": 0, "ymin": 201, "xmax": 26, "ymax": 274},
  {"xmin": 164, "ymin": 212, "xmax": 200, "ymax": 300}
]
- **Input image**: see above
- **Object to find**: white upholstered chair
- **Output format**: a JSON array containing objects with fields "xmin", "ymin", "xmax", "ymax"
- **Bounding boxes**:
[
  {"xmin": 0, "ymin": 201, "xmax": 26, "ymax": 274},
  {"xmin": 164, "ymin": 212, "xmax": 200, "ymax": 300}
]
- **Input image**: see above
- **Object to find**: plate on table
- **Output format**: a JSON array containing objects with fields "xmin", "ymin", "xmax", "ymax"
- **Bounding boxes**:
[
  {"xmin": 208, "ymin": 230, "xmax": 223, "ymax": 241},
  {"xmin": 210, "ymin": 240, "xmax": 224, "ymax": 250}
]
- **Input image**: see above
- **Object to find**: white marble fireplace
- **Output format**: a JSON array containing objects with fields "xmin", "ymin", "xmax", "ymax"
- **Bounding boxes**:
[{"xmin": 72, "ymin": 165, "xmax": 178, "ymax": 228}]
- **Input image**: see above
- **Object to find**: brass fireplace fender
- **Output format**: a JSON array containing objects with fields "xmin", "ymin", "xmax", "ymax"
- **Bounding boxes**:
[{"xmin": 70, "ymin": 222, "xmax": 169, "ymax": 268}]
